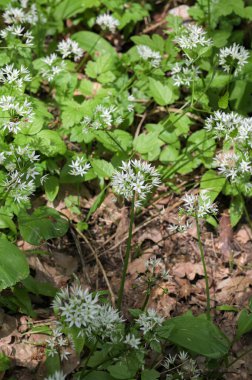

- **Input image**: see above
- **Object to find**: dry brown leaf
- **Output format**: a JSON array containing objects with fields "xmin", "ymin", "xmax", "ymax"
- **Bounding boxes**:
[
  {"xmin": 172, "ymin": 262, "xmax": 204, "ymax": 280},
  {"xmin": 137, "ymin": 228, "xmax": 163, "ymax": 246},
  {"xmin": 235, "ymin": 225, "xmax": 252, "ymax": 244},
  {"xmin": 28, "ymin": 257, "xmax": 69, "ymax": 287},
  {"xmin": 114, "ymin": 207, "xmax": 129, "ymax": 245},
  {"xmin": 218, "ymin": 210, "xmax": 233, "ymax": 260},
  {"xmin": 169, "ymin": 5, "xmax": 190, "ymax": 20}
]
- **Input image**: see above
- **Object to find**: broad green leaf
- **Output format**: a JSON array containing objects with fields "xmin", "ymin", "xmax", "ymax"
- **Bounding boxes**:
[
  {"xmin": 44, "ymin": 176, "xmax": 59, "ymax": 202},
  {"xmin": 0, "ymin": 353, "xmax": 10, "ymax": 372},
  {"xmin": 86, "ymin": 188, "xmax": 106, "ymax": 221},
  {"xmin": 22, "ymin": 275, "xmax": 57, "ymax": 297},
  {"xmin": 73, "ymin": 32, "xmax": 116, "ymax": 58},
  {"xmin": 236, "ymin": 309, "xmax": 252, "ymax": 340},
  {"xmin": 0, "ymin": 214, "xmax": 17, "ymax": 234},
  {"xmin": 134, "ymin": 132, "xmax": 163, "ymax": 155},
  {"xmin": 54, "ymin": 0, "xmax": 100, "ymax": 19},
  {"xmin": 230, "ymin": 196, "xmax": 244, "ymax": 227},
  {"xmin": 108, "ymin": 351, "xmax": 144, "ymax": 379},
  {"xmin": 18, "ymin": 207, "xmax": 69, "ymax": 246},
  {"xmin": 141, "ymin": 369, "xmax": 160, "ymax": 380},
  {"xmin": 0, "ymin": 239, "xmax": 29, "ymax": 291},
  {"xmin": 158, "ymin": 313, "xmax": 230, "ymax": 358},
  {"xmin": 91, "ymin": 159, "xmax": 114, "ymax": 178},
  {"xmin": 200, "ymin": 170, "xmax": 226, "ymax": 202},
  {"xmin": 13, "ymin": 286, "xmax": 36, "ymax": 317},
  {"xmin": 218, "ymin": 91, "xmax": 229, "ymax": 109},
  {"xmin": 149, "ymin": 78, "xmax": 173, "ymax": 106},
  {"xmin": 84, "ymin": 371, "xmax": 115, "ymax": 380},
  {"xmin": 36, "ymin": 130, "xmax": 66, "ymax": 157},
  {"xmin": 160, "ymin": 146, "xmax": 179, "ymax": 163}
]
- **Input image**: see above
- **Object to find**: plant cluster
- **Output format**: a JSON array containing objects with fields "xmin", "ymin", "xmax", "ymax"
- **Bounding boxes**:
[{"xmin": 0, "ymin": 0, "xmax": 252, "ymax": 379}]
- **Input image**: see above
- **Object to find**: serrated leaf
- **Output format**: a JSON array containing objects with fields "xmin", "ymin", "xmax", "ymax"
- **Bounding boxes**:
[
  {"xmin": 0, "ymin": 239, "xmax": 29, "ymax": 291},
  {"xmin": 36, "ymin": 130, "xmax": 66, "ymax": 157},
  {"xmin": 149, "ymin": 78, "xmax": 173, "ymax": 106},
  {"xmin": 91, "ymin": 159, "xmax": 114, "ymax": 178}
]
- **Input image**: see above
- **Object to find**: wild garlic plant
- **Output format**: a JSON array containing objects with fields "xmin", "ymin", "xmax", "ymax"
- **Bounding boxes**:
[
  {"xmin": 112, "ymin": 160, "xmax": 161, "ymax": 309},
  {"xmin": 170, "ymin": 191, "xmax": 219, "ymax": 318}
]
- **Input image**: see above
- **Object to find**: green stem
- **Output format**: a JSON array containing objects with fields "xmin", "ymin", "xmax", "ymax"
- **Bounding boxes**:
[
  {"xmin": 117, "ymin": 194, "xmax": 135, "ymax": 310},
  {"xmin": 207, "ymin": 0, "xmax": 211, "ymax": 28},
  {"xmin": 195, "ymin": 214, "xmax": 211, "ymax": 319}
]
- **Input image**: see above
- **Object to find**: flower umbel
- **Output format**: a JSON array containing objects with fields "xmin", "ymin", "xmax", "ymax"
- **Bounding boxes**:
[
  {"xmin": 181, "ymin": 191, "xmax": 218, "ymax": 219},
  {"xmin": 69, "ymin": 157, "xmax": 91, "ymax": 177},
  {"xmin": 96, "ymin": 13, "xmax": 119, "ymax": 33},
  {"xmin": 219, "ymin": 43, "xmax": 249, "ymax": 76},
  {"xmin": 137, "ymin": 45, "xmax": 161, "ymax": 68},
  {"xmin": 57, "ymin": 38, "xmax": 84, "ymax": 62},
  {"xmin": 175, "ymin": 24, "xmax": 212, "ymax": 50},
  {"xmin": 111, "ymin": 159, "xmax": 161, "ymax": 207}
]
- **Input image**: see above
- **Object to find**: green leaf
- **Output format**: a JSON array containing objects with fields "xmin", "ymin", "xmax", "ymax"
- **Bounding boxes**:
[
  {"xmin": 54, "ymin": 0, "xmax": 100, "ymax": 19},
  {"xmin": 73, "ymin": 31, "xmax": 116, "ymax": 58},
  {"xmin": 236, "ymin": 309, "xmax": 252, "ymax": 340},
  {"xmin": 230, "ymin": 196, "xmax": 244, "ymax": 227},
  {"xmin": 0, "ymin": 214, "xmax": 17, "ymax": 234},
  {"xmin": 91, "ymin": 159, "xmax": 114, "ymax": 178},
  {"xmin": 218, "ymin": 91, "xmax": 229, "ymax": 109},
  {"xmin": 44, "ymin": 176, "xmax": 59, "ymax": 202},
  {"xmin": 158, "ymin": 313, "xmax": 230, "ymax": 358},
  {"xmin": 108, "ymin": 351, "xmax": 144, "ymax": 379},
  {"xmin": 149, "ymin": 78, "xmax": 173, "ymax": 106},
  {"xmin": 200, "ymin": 170, "xmax": 226, "ymax": 202},
  {"xmin": 160, "ymin": 146, "xmax": 179, "ymax": 163},
  {"xmin": 0, "ymin": 239, "xmax": 29, "ymax": 291},
  {"xmin": 36, "ymin": 130, "xmax": 66, "ymax": 157},
  {"xmin": 18, "ymin": 207, "xmax": 69, "ymax": 246},
  {"xmin": 12, "ymin": 286, "xmax": 36, "ymax": 317},
  {"xmin": 0, "ymin": 353, "xmax": 10, "ymax": 371},
  {"xmin": 86, "ymin": 188, "xmax": 106, "ymax": 221},
  {"xmin": 22, "ymin": 275, "xmax": 57, "ymax": 297},
  {"xmin": 84, "ymin": 371, "xmax": 115, "ymax": 380},
  {"xmin": 141, "ymin": 369, "xmax": 160, "ymax": 380}
]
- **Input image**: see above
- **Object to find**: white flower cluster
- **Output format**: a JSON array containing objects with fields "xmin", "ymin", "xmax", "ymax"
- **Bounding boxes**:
[
  {"xmin": 124, "ymin": 333, "xmax": 141, "ymax": 349},
  {"xmin": 82, "ymin": 104, "xmax": 123, "ymax": 133},
  {"xmin": 168, "ymin": 216, "xmax": 192, "ymax": 234},
  {"xmin": 0, "ymin": 64, "xmax": 31, "ymax": 89},
  {"xmin": 163, "ymin": 351, "xmax": 201, "ymax": 379},
  {"xmin": 171, "ymin": 61, "xmax": 200, "ymax": 87},
  {"xmin": 3, "ymin": 1, "xmax": 40, "ymax": 26},
  {"xmin": 1, "ymin": 144, "xmax": 40, "ymax": 203},
  {"xmin": 136, "ymin": 308, "xmax": 164, "ymax": 336},
  {"xmin": 40, "ymin": 54, "xmax": 66, "ymax": 82},
  {"xmin": 214, "ymin": 151, "xmax": 252, "ymax": 183},
  {"xmin": 111, "ymin": 160, "xmax": 161, "ymax": 208},
  {"xmin": 219, "ymin": 43, "xmax": 249, "ymax": 76},
  {"xmin": 52, "ymin": 286, "xmax": 123, "ymax": 343},
  {"xmin": 145, "ymin": 256, "xmax": 172, "ymax": 281},
  {"xmin": 69, "ymin": 157, "xmax": 91, "ymax": 177},
  {"xmin": 181, "ymin": 191, "xmax": 218, "ymax": 219},
  {"xmin": 96, "ymin": 13, "xmax": 119, "ymax": 33},
  {"xmin": 0, "ymin": 95, "xmax": 34, "ymax": 134},
  {"xmin": 45, "ymin": 371, "xmax": 66, "ymax": 380},
  {"xmin": 46, "ymin": 327, "xmax": 71, "ymax": 361},
  {"xmin": 175, "ymin": 24, "xmax": 212, "ymax": 50},
  {"xmin": 0, "ymin": 25, "xmax": 34, "ymax": 46},
  {"xmin": 205, "ymin": 110, "xmax": 252, "ymax": 148},
  {"xmin": 137, "ymin": 45, "xmax": 162, "ymax": 68},
  {"xmin": 57, "ymin": 38, "xmax": 84, "ymax": 62}
]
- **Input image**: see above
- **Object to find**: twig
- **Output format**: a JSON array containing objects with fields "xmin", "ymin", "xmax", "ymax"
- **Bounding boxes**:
[
  {"xmin": 75, "ymin": 228, "xmax": 116, "ymax": 307},
  {"xmin": 70, "ymin": 227, "xmax": 91, "ymax": 284},
  {"xmin": 134, "ymin": 112, "xmax": 147, "ymax": 139}
]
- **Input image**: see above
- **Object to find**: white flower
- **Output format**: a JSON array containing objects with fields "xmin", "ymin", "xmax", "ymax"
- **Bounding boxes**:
[
  {"xmin": 96, "ymin": 13, "xmax": 119, "ymax": 33},
  {"xmin": 214, "ymin": 151, "xmax": 252, "ymax": 182},
  {"xmin": 111, "ymin": 160, "xmax": 161, "ymax": 207},
  {"xmin": 0, "ymin": 96, "xmax": 34, "ymax": 134},
  {"xmin": 52, "ymin": 286, "xmax": 123, "ymax": 343},
  {"xmin": 45, "ymin": 371, "xmax": 66, "ymax": 380},
  {"xmin": 204, "ymin": 110, "xmax": 244, "ymax": 140},
  {"xmin": 175, "ymin": 24, "xmax": 212, "ymax": 50},
  {"xmin": 181, "ymin": 191, "xmax": 218, "ymax": 218},
  {"xmin": 171, "ymin": 61, "xmax": 200, "ymax": 87},
  {"xmin": 0, "ymin": 64, "xmax": 31, "ymax": 89},
  {"xmin": 124, "ymin": 333, "xmax": 141, "ymax": 349},
  {"xmin": 0, "ymin": 25, "xmax": 34, "ymax": 47},
  {"xmin": 145, "ymin": 256, "xmax": 162, "ymax": 270},
  {"xmin": 219, "ymin": 43, "xmax": 249, "ymax": 76},
  {"xmin": 136, "ymin": 308, "xmax": 164, "ymax": 335},
  {"xmin": 40, "ymin": 54, "xmax": 66, "ymax": 82},
  {"xmin": 81, "ymin": 104, "xmax": 122, "ymax": 133},
  {"xmin": 69, "ymin": 157, "xmax": 91, "ymax": 177},
  {"xmin": 137, "ymin": 45, "xmax": 161, "ymax": 68},
  {"xmin": 57, "ymin": 38, "xmax": 84, "ymax": 61},
  {"xmin": 3, "ymin": 2, "xmax": 40, "ymax": 25}
]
